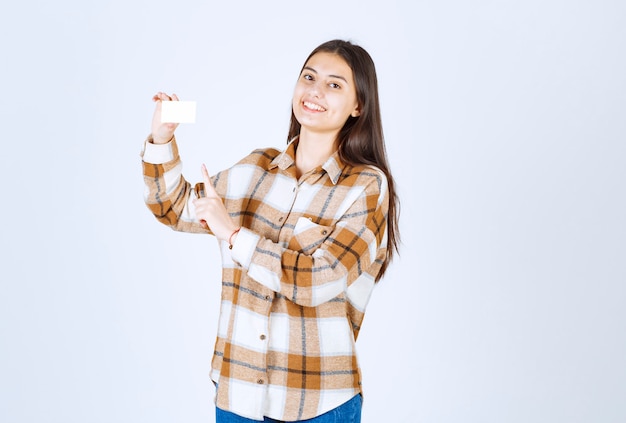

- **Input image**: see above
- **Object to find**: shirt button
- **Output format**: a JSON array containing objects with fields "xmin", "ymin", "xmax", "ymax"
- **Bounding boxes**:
[
  {"xmin": 260, "ymin": 334, "xmax": 266, "ymax": 340},
  {"xmin": 278, "ymin": 216, "xmax": 284, "ymax": 222},
  {"xmin": 265, "ymin": 295, "xmax": 271, "ymax": 301},
  {"xmin": 321, "ymin": 230, "xmax": 328, "ymax": 235},
  {"xmin": 257, "ymin": 379, "xmax": 264, "ymax": 384}
]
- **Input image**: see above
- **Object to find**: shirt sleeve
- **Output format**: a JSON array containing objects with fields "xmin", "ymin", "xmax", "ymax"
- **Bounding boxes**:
[
  {"xmin": 230, "ymin": 170, "xmax": 389, "ymax": 307},
  {"xmin": 141, "ymin": 135, "xmax": 210, "ymax": 234}
]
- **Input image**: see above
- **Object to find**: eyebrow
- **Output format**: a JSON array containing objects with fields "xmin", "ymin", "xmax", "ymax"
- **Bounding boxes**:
[{"xmin": 302, "ymin": 66, "xmax": 349, "ymax": 84}]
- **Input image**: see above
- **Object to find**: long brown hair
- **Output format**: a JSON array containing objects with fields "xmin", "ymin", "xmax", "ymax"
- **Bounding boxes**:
[{"xmin": 288, "ymin": 39, "xmax": 400, "ymax": 280}]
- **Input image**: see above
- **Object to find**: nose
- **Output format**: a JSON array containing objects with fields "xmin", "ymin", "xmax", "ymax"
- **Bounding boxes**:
[{"xmin": 309, "ymin": 80, "xmax": 322, "ymax": 98}]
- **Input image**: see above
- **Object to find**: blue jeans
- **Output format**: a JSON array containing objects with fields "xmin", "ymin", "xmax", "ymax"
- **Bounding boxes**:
[{"xmin": 216, "ymin": 394, "xmax": 362, "ymax": 423}]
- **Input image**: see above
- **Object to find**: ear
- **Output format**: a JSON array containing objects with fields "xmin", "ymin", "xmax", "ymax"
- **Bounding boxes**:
[{"xmin": 351, "ymin": 104, "xmax": 361, "ymax": 117}]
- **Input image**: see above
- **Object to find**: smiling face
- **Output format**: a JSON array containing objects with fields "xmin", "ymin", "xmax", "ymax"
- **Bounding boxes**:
[{"xmin": 292, "ymin": 52, "xmax": 361, "ymax": 142}]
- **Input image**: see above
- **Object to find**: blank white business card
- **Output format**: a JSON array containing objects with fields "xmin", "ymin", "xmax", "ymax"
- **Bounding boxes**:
[{"xmin": 161, "ymin": 101, "xmax": 197, "ymax": 123}]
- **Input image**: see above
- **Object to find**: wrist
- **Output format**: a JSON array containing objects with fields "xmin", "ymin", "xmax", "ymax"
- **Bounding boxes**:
[
  {"xmin": 151, "ymin": 133, "xmax": 174, "ymax": 144},
  {"xmin": 228, "ymin": 227, "xmax": 241, "ymax": 250}
]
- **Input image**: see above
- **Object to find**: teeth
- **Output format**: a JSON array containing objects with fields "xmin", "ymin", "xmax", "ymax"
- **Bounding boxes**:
[{"xmin": 304, "ymin": 101, "xmax": 326, "ymax": 111}]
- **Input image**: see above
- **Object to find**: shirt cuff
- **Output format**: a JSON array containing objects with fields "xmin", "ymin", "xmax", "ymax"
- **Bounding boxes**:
[
  {"xmin": 142, "ymin": 136, "xmax": 176, "ymax": 164},
  {"xmin": 230, "ymin": 227, "xmax": 259, "ymax": 269}
]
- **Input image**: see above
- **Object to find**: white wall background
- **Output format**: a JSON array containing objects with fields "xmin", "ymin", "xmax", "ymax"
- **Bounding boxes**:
[{"xmin": 1, "ymin": 1, "xmax": 625, "ymax": 422}]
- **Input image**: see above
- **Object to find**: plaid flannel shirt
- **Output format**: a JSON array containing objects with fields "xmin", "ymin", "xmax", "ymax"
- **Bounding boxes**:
[{"xmin": 141, "ymin": 136, "xmax": 388, "ymax": 421}]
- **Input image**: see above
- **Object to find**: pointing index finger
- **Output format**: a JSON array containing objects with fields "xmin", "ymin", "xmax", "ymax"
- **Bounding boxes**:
[
  {"xmin": 201, "ymin": 164, "xmax": 218, "ymax": 198},
  {"xmin": 201, "ymin": 163, "xmax": 211, "ymax": 184}
]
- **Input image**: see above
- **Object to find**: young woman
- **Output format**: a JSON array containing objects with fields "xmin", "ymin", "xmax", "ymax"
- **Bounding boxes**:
[{"xmin": 141, "ymin": 39, "xmax": 400, "ymax": 423}]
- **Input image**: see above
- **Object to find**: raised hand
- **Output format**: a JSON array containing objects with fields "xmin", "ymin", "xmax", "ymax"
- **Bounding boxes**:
[{"xmin": 151, "ymin": 92, "xmax": 180, "ymax": 144}]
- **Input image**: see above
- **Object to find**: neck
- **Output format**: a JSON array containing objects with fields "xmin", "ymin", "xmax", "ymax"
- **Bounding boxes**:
[{"xmin": 295, "ymin": 129, "xmax": 338, "ymax": 178}]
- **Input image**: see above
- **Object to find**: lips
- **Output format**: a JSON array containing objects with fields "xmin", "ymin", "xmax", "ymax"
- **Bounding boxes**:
[{"xmin": 302, "ymin": 101, "xmax": 326, "ymax": 112}]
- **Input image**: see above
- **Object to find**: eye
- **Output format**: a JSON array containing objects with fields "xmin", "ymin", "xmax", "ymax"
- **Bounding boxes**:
[
  {"xmin": 329, "ymin": 82, "xmax": 341, "ymax": 89},
  {"xmin": 302, "ymin": 73, "xmax": 314, "ymax": 81}
]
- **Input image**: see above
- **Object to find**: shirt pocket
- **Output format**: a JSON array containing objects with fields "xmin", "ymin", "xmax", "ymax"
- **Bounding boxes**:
[{"xmin": 289, "ymin": 217, "xmax": 334, "ymax": 255}]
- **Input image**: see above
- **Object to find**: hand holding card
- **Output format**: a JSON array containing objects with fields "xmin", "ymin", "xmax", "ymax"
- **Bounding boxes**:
[{"xmin": 151, "ymin": 92, "xmax": 182, "ymax": 144}]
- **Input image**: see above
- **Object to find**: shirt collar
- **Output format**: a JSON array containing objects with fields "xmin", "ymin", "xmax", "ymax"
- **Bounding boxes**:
[
  {"xmin": 269, "ymin": 136, "xmax": 345, "ymax": 185},
  {"xmin": 269, "ymin": 137, "xmax": 298, "ymax": 171},
  {"xmin": 322, "ymin": 150, "xmax": 344, "ymax": 185}
]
